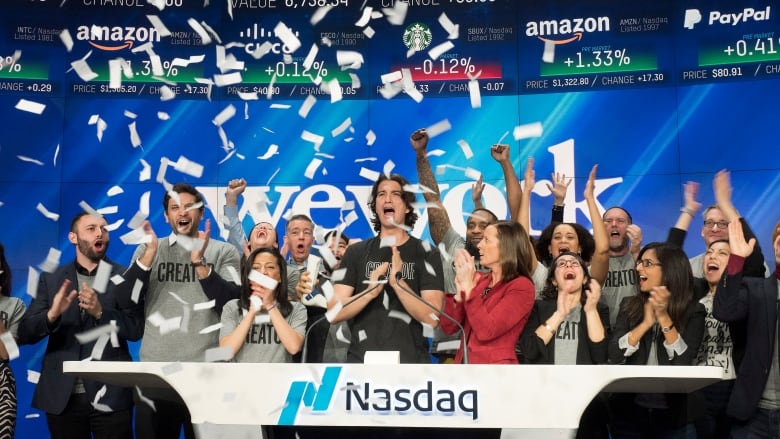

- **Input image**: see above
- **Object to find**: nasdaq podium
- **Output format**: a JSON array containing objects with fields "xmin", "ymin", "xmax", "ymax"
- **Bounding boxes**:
[{"xmin": 64, "ymin": 361, "xmax": 723, "ymax": 438}]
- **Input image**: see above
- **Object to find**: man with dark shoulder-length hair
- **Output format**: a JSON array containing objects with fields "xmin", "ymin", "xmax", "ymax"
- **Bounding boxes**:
[{"xmin": 328, "ymin": 173, "xmax": 444, "ymax": 364}]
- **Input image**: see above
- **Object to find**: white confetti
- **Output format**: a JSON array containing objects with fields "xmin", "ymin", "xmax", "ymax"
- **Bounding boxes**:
[
  {"xmin": 27, "ymin": 370, "xmax": 40, "ymax": 384},
  {"xmin": 380, "ymin": 70, "xmax": 402, "ymax": 84},
  {"xmin": 172, "ymin": 156, "xmax": 204, "ymax": 178},
  {"xmin": 146, "ymin": 15, "xmax": 171, "ymax": 37},
  {"xmin": 439, "ymin": 12, "xmax": 459, "ymax": 39},
  {"xmin": 542, "ymin": 40, "xmax": 555, "ymax": 63},
  {"xmin": 304, "ymin": 158, "xmax": 323, "ymax": 179},
  {"xmin": 298, "ymin": 95, "xmax": 316, "ymax": 118},
  {"xmin": 331, "ymin": 118, "xmax": 351, "ymax": 137},
  {"xmin": 256, "ymin": 144, "xmax": 279, "ymax": 160},
  {"xmin": 514, "ymin": 122, "xmax": 544, "ymax": 140},
  {"xmin": 0, "ymin": 332, "xmax": 19, "ymax": 360},
  {"xmin": 359, "ymin": 167, "xmax": 380, "ymax": 182},
  {"xmin": 36, "ymin": 203, "xmax": 59, "ymax": 221},
  {"xmin": 92, "ymin": 260, "xmax": 112, "ymax": 293},
  {"xmin": 159, "ymin": 85, "xmax": 176, "ymax": 101},
  {"xmin": 15, "ymin": 99, "xmax": 45, "ymax": 115},
  {"xmin": 110, "ymin": 274, "xmax": 124, "ymax": 285},
  {"xmin": 128, "ymin": 121, "xmax": 142, "ymax": 148},
  {"xmin": 214, "ymin": 72, "xmax": 242, "ymax": 87},
  {"xmin": 464, "ymin": 167, "xmax": 482, "ymax": 180},
  {"xmin": 301, "ymin": 130, "xmax": 324, "ymax": 150},
  {"xmin": 428, "ymin": 41, "xmax": 454, "ymax": 61},
  {"xmin": 336, "ymin": 51, "xmax": 364, "ymax": 69},
  {"xmin": 457, "ymin": 139, "xmax": 474, "ymax": 159},
  {"xmin": 355, "ymin": 7, "xmax": 373, "ymax": 27},
  {"xmin": 335, "ymin": 324, "xmax": 350, "ymax": 343},
  {"xmin": 199, "ymin": 323, "xmax": 222, "ymax": 334},
  {"xmin": 70, "ymin": 57, "xmax": 98, "ymax": 82},
  {"xmin": 426, "ymin": 119, "xmax": 452, "ymax": 138},
  {"xmin": 310, "ymin": 5, "xmax": 333, "ymax": 25},
  {"xmin": 274, "ymin": 21, "xmax": 301, "ymax": 53},
  {"xmin": 366, "ymin": 130, "xmax": 376, "ymax": 146},
  {"xmin": 75, "ymin": 321, "xmax": 117, "ymax": 344},
  {"xmin": 193, "ymin": 299, "xmax": 215, "ymax": 311},
  {"xmin": 131, "ymin": 279, "xmax": 143, "ymax": 304},
  {"xmin": 17, "ymin": 155, "xmax": 44, "ymax": 166},
  {"xmin": 248, "ymin": 270, "xmax": 279, "ymax": 290},
  {"xmin": 468, "ymin": 80, "xmax": 481, "ymax": 108},
  {"xmin": 60, "ymin": 29, "xmax": 73, "ymax": 52},
  {"xmin": 187, "ymin": 18, "xmax": 212, "ymax": 45},
  {"xmin": 38, "ymin": 248, "xmax": 61, "ymax": 273},
  {"xmin": 205, "ymin": 346, "xmax": 232, "ymax": 362},
  {"xmin": 212, "ymin": 104, "xmax": 236, "ymax": 126},
  {"xmin": 383, "ymin": 2, "xmax": 408, "ymax": 25}
]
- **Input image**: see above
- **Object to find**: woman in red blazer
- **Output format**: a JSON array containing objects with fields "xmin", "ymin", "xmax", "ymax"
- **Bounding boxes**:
[{"xmin": 441, "ymin": 221, "xmax": 535, "ymax": 364}]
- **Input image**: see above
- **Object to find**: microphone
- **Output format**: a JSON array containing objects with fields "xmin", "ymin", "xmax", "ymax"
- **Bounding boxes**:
[
  {"xmin": 301, "ymin": 279, "xmax": 385, "ymax": 363},
  {"xmin": 393, "ymin": 272, "xmax": 470, "ymax": 365}
]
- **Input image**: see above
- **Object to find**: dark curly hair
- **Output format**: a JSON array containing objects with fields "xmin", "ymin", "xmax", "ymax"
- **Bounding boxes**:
[
  {"xmin": 535, "ymin": 222, "xmax": 596, "ymax": 267},
  {"xmin": 368, "ymin": 174, "xmax": 419, "ymax": 233}
]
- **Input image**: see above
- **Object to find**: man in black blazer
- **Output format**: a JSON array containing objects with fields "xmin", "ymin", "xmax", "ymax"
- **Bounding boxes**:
[
  {"xmin": 19, "ymin": 212, "xmax": 144, "ymax": 439},
  {"xmin": 713, "ymin": 220, "xmax": 780, "ymax": 438}
]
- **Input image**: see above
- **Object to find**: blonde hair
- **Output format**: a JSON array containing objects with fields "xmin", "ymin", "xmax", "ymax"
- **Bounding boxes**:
[{"xmin": 773, "ymin": 220, "xmax": 780, "ymax": 245}]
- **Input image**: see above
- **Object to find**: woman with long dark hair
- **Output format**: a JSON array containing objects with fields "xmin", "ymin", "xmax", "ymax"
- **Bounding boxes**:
[
  {"xmin": 608, "ymin": 242, "xmax": 706, "ymax": 438},
  {"xmin": 0, "ymin": 243, "xmax": 26, "ymax": 438},
  {"xmin": 219, "ymin": 247, "xmax": 306, "ymax": 363}
]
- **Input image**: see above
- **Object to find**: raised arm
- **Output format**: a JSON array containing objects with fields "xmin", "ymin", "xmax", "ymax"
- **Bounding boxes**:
[
  {"xmin": 491, "ymin": 144, "xmax": 522, "ymax": 222},
  {"xmin": 224, "ymin": 178, "xmax": 250, "ymax": 257},
  {"xmin": 585, "ymin": 165, "xmax": 609, "ymax": 285},
  {"xmin": 411, "ymin": 129, "xmax": 451, "ymax": 245},
  {"xmin": 667, "ymin": 181, "xmax": 701, "ymax": 248},
  {"xmin": 517, "ymin": 158, "xmax": 538, "ymax": 274},
  {"xmin": 547, "ymin": 172, "xmax": 570, "ymax": 223},
  {"xmin": 714, "ymin": 170, "xmax": 766, "ymax": 277}
]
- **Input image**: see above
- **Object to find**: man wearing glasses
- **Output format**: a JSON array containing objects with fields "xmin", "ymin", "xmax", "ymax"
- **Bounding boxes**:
[{"xmin": 689, "ymin": 206, "xmax": 731, "ymax": 278}]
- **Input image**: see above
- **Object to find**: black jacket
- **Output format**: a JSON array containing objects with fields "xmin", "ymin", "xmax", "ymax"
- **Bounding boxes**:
[{"xmin": 19, "ymin": 260, "xmax": 144, "ymax": 415}]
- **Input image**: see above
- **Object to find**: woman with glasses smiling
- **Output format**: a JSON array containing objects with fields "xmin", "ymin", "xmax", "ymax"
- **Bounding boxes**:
[
  {"xmin": 516, "ymin": 251, "xmax": 610, "ymax": 438},
  {"xmin": 607, "ymin": 242, "xmax": 706, "ymax": 438}
]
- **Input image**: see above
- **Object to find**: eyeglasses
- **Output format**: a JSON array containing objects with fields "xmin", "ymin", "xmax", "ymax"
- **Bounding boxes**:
[
  {"xmin": 555, "ymin": 259, "xmax": 581, "ymax": 269},
  {"xmin": 704, "ymin": 220, "xmax": 729, "ymax": 230},
  {"xmin": 636, "ymin": 259, "xmax": 662, "ymax": 268}
]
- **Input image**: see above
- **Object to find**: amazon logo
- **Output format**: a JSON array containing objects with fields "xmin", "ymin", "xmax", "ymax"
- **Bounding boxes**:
[
  {"xmin": 75, "ymin": 25, "xmax": 161, "ymax": 51},
  {"xmin": 525, "ymin": 16, "xmax": 610, "ymax": 45}
]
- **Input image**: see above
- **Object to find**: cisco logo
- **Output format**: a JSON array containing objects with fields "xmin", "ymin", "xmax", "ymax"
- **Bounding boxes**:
[
  {"xmin": 240, "ymin": 23, "xmax": 299, "ymax": 55},
  {"xmin": 278, "ymin": 367, "xmax": 479, "ymax": 425}
]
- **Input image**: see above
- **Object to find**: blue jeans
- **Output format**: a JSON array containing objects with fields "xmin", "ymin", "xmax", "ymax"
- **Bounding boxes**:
[{"xmin": 730, "ymin": 407, "xmax": 780, "ymax": 439}]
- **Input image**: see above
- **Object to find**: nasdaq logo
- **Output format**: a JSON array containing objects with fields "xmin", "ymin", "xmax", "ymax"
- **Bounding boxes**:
[{"xmin": 278, "ymin": 366, "xmax": 341, "ymax": 425}]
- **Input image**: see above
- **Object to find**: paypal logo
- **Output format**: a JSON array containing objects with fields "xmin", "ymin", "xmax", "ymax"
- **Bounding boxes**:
[{"xmin": 278, "ymin": 366, "xmax": 341, "ymax": 425}]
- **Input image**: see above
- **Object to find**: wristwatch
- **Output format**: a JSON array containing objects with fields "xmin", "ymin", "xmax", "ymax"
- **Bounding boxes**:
[
  {"xmin": 192, "ymin": 256, "xmax": 207, "ymax": 267},
  {"xmin": 661, "ymin": 324, "xmax": 674, "ymax": 334}
]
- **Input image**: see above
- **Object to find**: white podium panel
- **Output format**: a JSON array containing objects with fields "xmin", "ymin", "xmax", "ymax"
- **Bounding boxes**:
[{"xmin": 63, "ymin": 362, "xmax": 722, "ymax": 430}]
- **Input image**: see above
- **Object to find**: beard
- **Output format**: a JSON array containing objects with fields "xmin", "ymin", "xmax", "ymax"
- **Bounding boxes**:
[{"xmin": 77, "ymin": 237, "xmax": 108, "ymax": 262}]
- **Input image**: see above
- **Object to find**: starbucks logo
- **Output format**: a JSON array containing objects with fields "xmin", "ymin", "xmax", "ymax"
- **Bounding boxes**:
[{"xmin": 403, "ymin": 22, "xmax": 432, "ymax": 51}]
